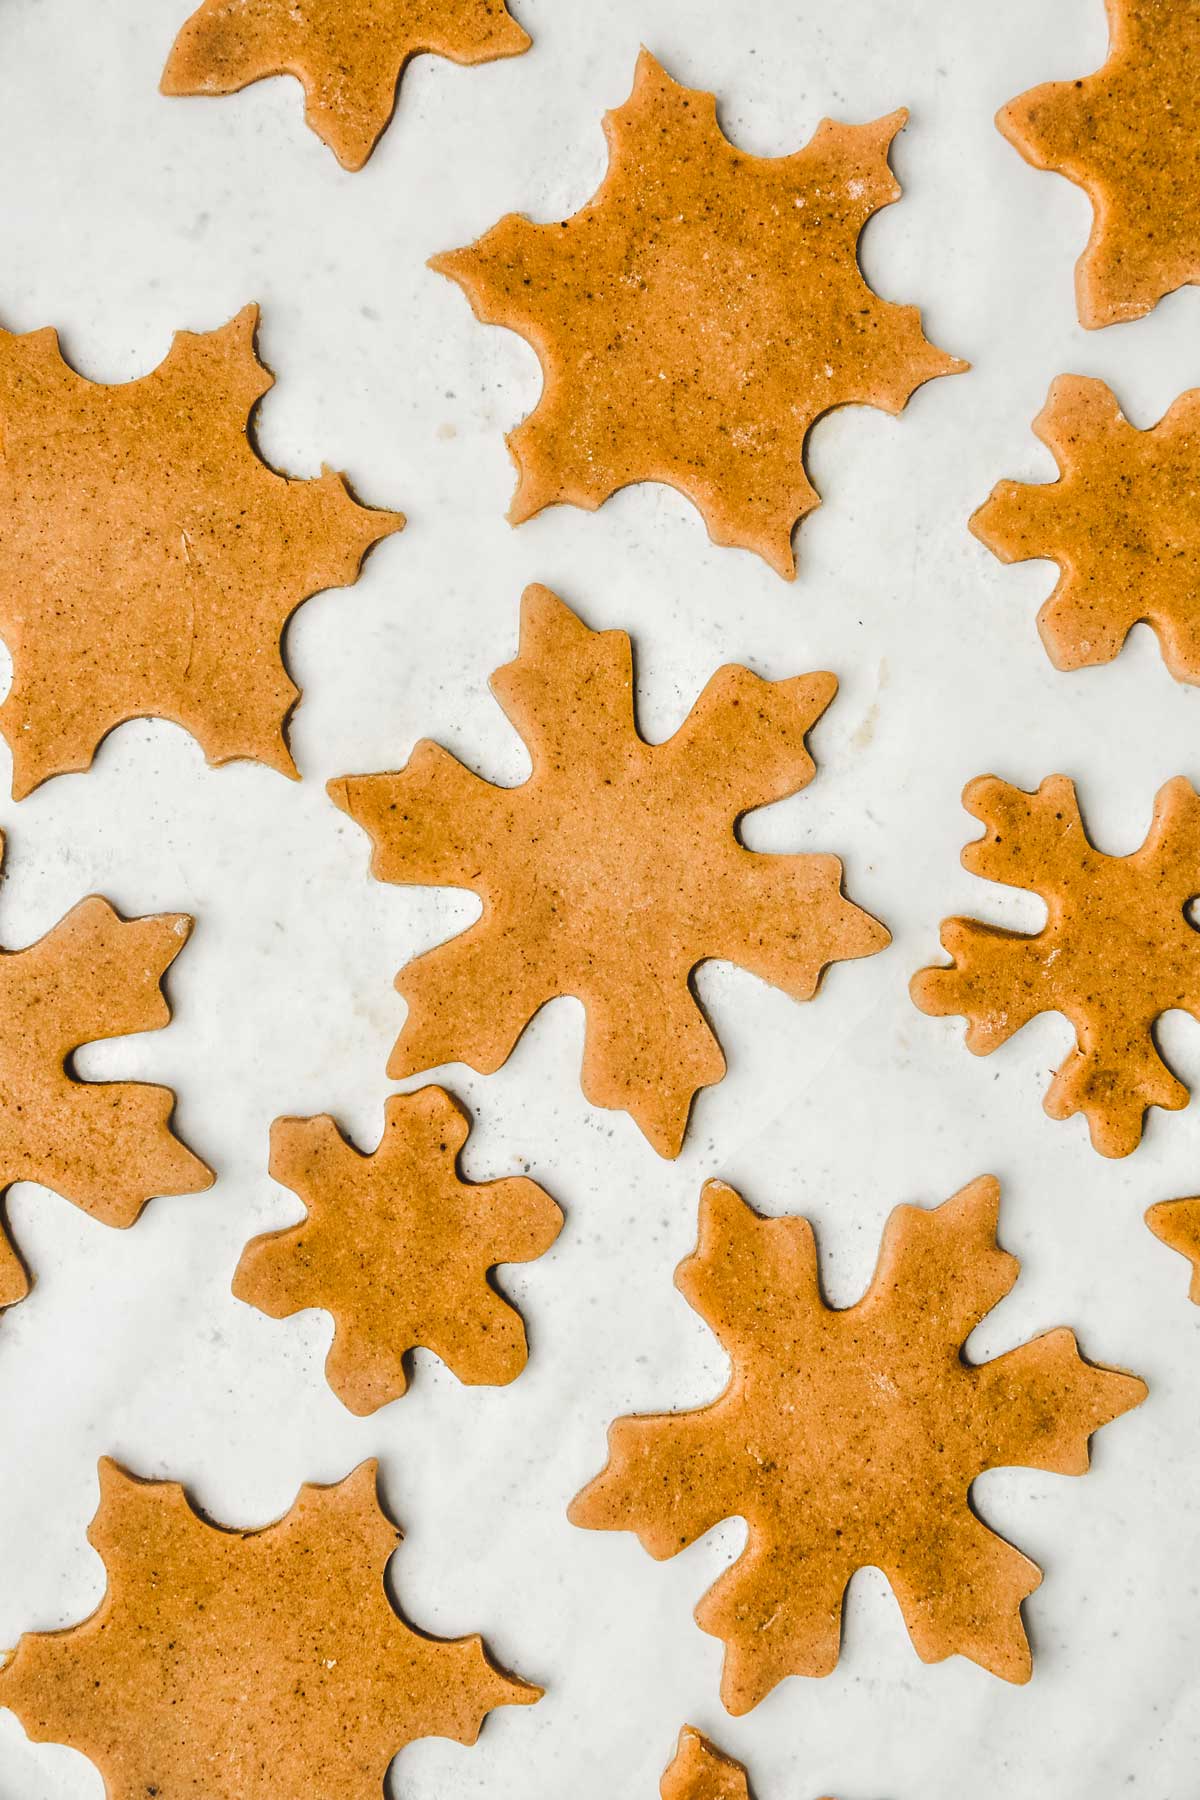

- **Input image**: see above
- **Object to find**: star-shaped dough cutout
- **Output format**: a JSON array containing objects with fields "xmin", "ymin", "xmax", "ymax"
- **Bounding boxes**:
[
  {"xmin": 571, "ymin": 1177, "xmax": 1145, "ymax": 1710},
  {"xmin": 432, "ymin": 50, "xmax": 965, "ymax": 577},
  {"xmin": 1146, "ymin": 1197, "xmax": 1200, "ymax": 1301},
  {"xmin": 234, "ymin": 1086, "xmax": 562, "ymax": 1413},
  {"xmin": 912, "ymin": 774, "xmax": 1200, "ymax": 1157},
  {"xmin": 330, "ymin": 585, "xmax": 889, "ymax": 1158},
  {"xmin": 0, "ymin": 835, "xmax": 211, "ymax": 1309},
  {"xmin": 972, "ymin": 375, "xmax": 1200, "ymax": 683},
  {"xmin": 162, "ymin": 0, "xmax": 530, "ymax": 170},
  {"xmin": 0, "ymin": 1459, "xmax": 540, "ymax": 1797},
  {"xmin": 0, "ymin": 304, "xmax": 402, "ymax": 798},
  {"xmin": 998, "ymin": 0, "xmax": 1200, "ymax": 326}
]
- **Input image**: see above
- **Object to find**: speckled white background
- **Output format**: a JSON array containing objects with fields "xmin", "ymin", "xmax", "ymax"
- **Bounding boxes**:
[{"xmin": 0, "ymin": 1, "xmax": 1195, "ymax": 1795}]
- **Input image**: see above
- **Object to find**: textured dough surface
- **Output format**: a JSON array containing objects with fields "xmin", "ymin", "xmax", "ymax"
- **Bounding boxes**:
[
  {"xmin": 0, "ymin": 304, "xmax": 402, "ymax": 798},
  {"xmin": 433, "ymin": 49, "xmax": 964, "ymax": 576},
  {"xmin": 234, "ymin": 1086, "xmax": 562, "ymax": 1413},
  {"xmin": 330, "ymin": 584, "xmax": 889, "ymax": 1157},
  {"xmin": 912, "ymin": 773, "xmax": 1200, "ymax": 1156},
  {"xmin": 163, "ymin": 0, "xmax": 530, "ymax": 169},
  {"xmin": 0, "ymin": 1459, "xmax": 540, "ymax": 1797},
  {"xmin": 571, "ymin": 1176, "xmax": 1145, "ymax": 1711},
  {"xmin": 998, "ymin": 0, "xmax": 1200, "ymax": 326}
]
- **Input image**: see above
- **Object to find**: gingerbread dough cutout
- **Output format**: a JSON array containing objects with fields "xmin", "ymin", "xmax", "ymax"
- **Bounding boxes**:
[
  {"xmin": 234, "ymin": 1086, "xmax": 562, "ymax": 1414},
  {"xmin": 162, "ymin": 0, "xmax": 529, "ymax": 170},
  {"xmin": 570, "ymin": 1177, "xmax": 1145, "ymax": 1712},
  {"xmin": 911, "ymin": 774, "xmax": 1200, "ymax": 1157},
  {"xmin": 1146, "ymin": 1197, "xmax": 1200, "ymax": 1301},
  {"xmin": 0, "ymin": 304, "xmax": 402, "ymax": 798},
  {"xmin": 432, "ymin": 49, "xmax": 965, "ymax": 577},
  {"xmin": 0, "ymin": 1459, "xmax": 540, "ymax": 1798},
  {"xmin": 330, "ymin": 585, "xmax": 889, "ymax": 1158},
  {"xmin": 0, "ymin": 835, "xmax": 212, "ymax": 1309},
  {"xmin": 972, "ymin": 376, "xmax": 1200, "ymax": 683},
  {"xmin": 998, "ymin": 0, "xmax": 1200, "ymax": 327},
  {"xmin": 662, "ymin": 1727, "xmax": 753, "ymax": 1800}
]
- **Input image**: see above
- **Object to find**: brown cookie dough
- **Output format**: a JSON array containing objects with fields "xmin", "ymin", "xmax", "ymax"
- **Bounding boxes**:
[
  {"xmin": 571, "ymin": 1177, "xmax": 1145, "ymax": 1710},
  {"xmin": 998, "ymin": 0, "xmax": 1200, "ymax": 326},
  {"xmin": 234, "ymin": 1086, "xmax": 562, "ymax": 1414},
  {"xmin": 1146, "ymin": 1197, "xmax": 1200, "ymax": 1300},
  {"xmin": 330, "ymin": 584, "xmax": 888, "ymax": 1158},
  {"xmin": 432, "ymin": 49, "xmax": 964, "ymax": 577},
  {"xmin": 0, "ymin": 1459, "xmax": 540, "ymax": 1797},
  {"xmin": 912, "ymin": 774, "xmax": 1200, "ymax": 1157},
  {"xmin": 972, "ymin": 376, "xmax": 1200, "ymax": 683},
  {"xmin": 0, "ymin": 834, "xmax": 211, "ymax": 1309},
  {"xmin": 0, "ymin": 304, "xmax": 402, "ymax": 798},
  {"xmin": 162, "ymin": 0, "xmax": 530, "ymax": 170}
]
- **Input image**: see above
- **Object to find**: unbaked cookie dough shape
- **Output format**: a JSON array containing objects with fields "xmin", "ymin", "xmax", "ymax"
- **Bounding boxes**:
[
  {"xmin": 0, "ymin": 1460, "xmax": 539, "ymax": 1798},
  {"xmin": 0, "ymin": 304, "xmax": 402, "ymax": 799},
  {"xmin": 1146, "ymin": 1197, "xmax": 1200, "ymax": 1300},
  {"xmin": 329, "ymin": 584, "xmax": 889, "ymax": 1158},
  {"xmin": 911, "ymin": 774, "xmax": 1200, "ymax": 1157},
  {"xmin": 972, "ymin": 375, "xmax": 1200, "ymax": 683},
  {"xmin": 570, "ymin": 1176, "xmax": 1145, "ymax": 1712},
  {"xmin": 162, "ymin": 0, "xmax": 529, "ymax": 170},
  {"xmin": 998, "ymin": 0, "xmax": 1200, "ymax": 327},
  {"xmin": 0, "ymin": 835, "xmax": 212, "ymax": 1310},
  {"xmin": 432, "ymin": 49, "xmax": 965, "ymax": 578},
  {"xmin": 234, "ymin": 1086, "xmax": 562, "ymax": 1414}
]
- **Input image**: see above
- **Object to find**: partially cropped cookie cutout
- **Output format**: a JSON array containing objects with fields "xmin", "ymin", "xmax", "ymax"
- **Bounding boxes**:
[
  {"xmin": 432, "ymin": 49, "xmax": 965, "ymax": 577},
  {"xmin": 1146, "ymin": 1198, "xmax": 1200, "ymax": 1301},
  {"xmin": 330, "ymin": 584, "xmax": 889, "ymax": 1158},
  {"xmin": 163, "ymin": 0, "xmax": 530, "ymax": 170},
  {"xmin": 912, "ymin": 774, "xmax": 1200, "ymax": 1157},
  {"xmin": 0, "ymin": 304, "xmax": 402, "ymax": 799},
  {"xmin": 661, "ymin": 1726, "xmax": 840, "ymax": 1800},
  {"xmin": 998, "ymin": 0, "xmax": 1200, "ymax": 326},
  {"xmin": 0, "ymin": 835, "xmax": 211, "ymax": 1311},
  {"xmin": 0, "ymin": 1459, "xmax": 539, "ymax": 1797},
  {"xmin": 234, "ymin": 1086, "xmax": 562, "ymax": 1414},
  {"xmin": 973, "ymin": 376, "xmax": 1200, "ymax": 683},
  {"xmin": 571, "ymin": 1176, "xmax": 1144, "ymax": 1711}
]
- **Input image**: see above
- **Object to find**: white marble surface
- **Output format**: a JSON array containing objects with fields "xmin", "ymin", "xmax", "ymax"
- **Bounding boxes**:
[{"xmin": 0, "ymin": 0, "xmax": 1195, "ymax": 1794}]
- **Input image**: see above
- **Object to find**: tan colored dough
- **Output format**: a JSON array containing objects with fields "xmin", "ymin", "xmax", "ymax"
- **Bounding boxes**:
[
  {"xmin": 329, "ymin": 584, "xmax": 888, "ymax": 1158},
  {"xmin": 998, "ymin": 0, "xmax": 1200, "ymax": 327},
  {"xmin": 661, "ymin": 1726, "xmax": 753, "ymax": 1800},
  {"xmin": 972, "ymin": 375, "xmax": 1200, "ymax": 683},
  {"xmin": 911, "ymin": 774, "xmax": 1200, "ymax": 1157},
  {"xmin": 234, "ymin": 1085, "xmax": 562, "ymax": 1414},
  {"xmin": 162, "ymin": 0, "xmax": 530, "ymax": 170},
  {"xmin": 570, "ymin": 1176, "xmax": 1145, "ymax": 1711},
  {"xmin": 0, "ymin": 1459, "xmax": 540, "ymax": 1798},
  {"xmin": 0, "ymin": 304, "xmax": 402, "ymax": 798},
  {"xmin": 432, "ymin": 49, "xmax": 964, "ymax": 577},
  {"xmin": 1146, "ymin": 1197, "xmax": 1200, "ymax": 1301},
  {"xmin": 0, "ymin": 834, "xmax": 211, "ymax": 1309}
]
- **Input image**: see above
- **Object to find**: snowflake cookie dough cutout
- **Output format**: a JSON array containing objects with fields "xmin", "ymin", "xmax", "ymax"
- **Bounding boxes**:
[
  {"xmin": 571, "ymin": 1177, "xmax": 1145, "ymax": 1711},
  {"xmin": 998, "ymin": 0, "xmax": 1200, "ymax": 326},
  {"xmin": 0, "ymin": 836, "xmax": 212, "ymax": 1310},
  {"xmin": 432, "ymin": 50, "xmax": 965, "ymax": 577},
  {"xmin": 661, "ymin": 1726, "xmax": 838, "ymax": 1800},
  {"xmin": 911, "ymin": 774, "xmax": 1200, "ymax": 1157},
  {"xmin": 1146, "ymin": 1197, "xmax": 1200, "ymax": 1301},
  {"xmin": 0, "ymin": 1460, "xmax": 539, "ymax": 1797},
  {"xmin": 329, "ymin": 585, "xmax": 889, "ymax": 1158},
  {"xmin": 163, "ymin": 0, "xmax": 530, "ymax": 170},
  {"xmin": 972, "ymin": 376, "xmax": 1200, "ymax": 683},
  {"xmin": 0, "ymin": 304, "xmax": 402, "ymax": 799},
  {"xmin": 234, "ymin": 1086, "xmax": 562, "ymax": 1414}
]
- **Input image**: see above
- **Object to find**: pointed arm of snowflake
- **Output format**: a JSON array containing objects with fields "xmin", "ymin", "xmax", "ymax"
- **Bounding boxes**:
[
  {"xmin": 1146, "ymin": 1197, "xmax": 1200, "ymax": 1302},
  {"xmin": 332, "ymin": 586, "xmax": 886, "ymax": 1157},
  {"xmin": 162, "ymin": 0, "xmax": 530, "ymax": 171},
  {"xmin": 0, "ymin": 1458, "xmax": 539, "ymax": 1796},
  {"xmin": 0, "ymin": 305, "xmax": 403, "ymax": 798},
  {"xmin": 233, "ymin": 1088, "xmax": 561, "ymax": 1414},
  {"xmin": 971, "ymin": 1329, "xmax": 1146, "ymax": 1474}
]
